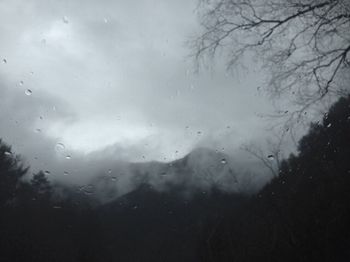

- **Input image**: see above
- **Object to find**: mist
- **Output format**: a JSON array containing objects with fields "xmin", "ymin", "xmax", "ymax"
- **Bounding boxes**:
[{"xmin": 0, "ymin": 0, "xmax": 288, "ymax": 199}]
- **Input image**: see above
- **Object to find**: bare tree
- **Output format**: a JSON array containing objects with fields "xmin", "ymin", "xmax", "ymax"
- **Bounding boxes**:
[
  {"xmin": 191, "ymin": 0, "xmax": 350, "ymax": 120},
  {"xmin": 241, "ymin": 134, "xmax": 285, "ymax": 177}
]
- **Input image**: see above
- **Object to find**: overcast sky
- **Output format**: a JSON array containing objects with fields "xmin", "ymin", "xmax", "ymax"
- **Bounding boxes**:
[{"xmin": 0, "ymin": 0, "xmax": 278, "ymax": 179}]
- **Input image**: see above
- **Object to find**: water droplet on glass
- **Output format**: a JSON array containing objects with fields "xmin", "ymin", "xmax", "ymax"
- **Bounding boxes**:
[
  {"xmin": 221, "ymin": 158, "xmax": 227, "ymax": 164},
  {"xmin": 267, "ymin": 155, "xmax": 275, "ymax": 160},
  {"xmin": 62, "ymin": 16, "xmax": 69, "ymax": 24},
  {"xmin": 108, "ymin": 169, "xmax": 112, "ymax": 174},
  {"xmin": 55, "ymin": 143, "xmax": 65, "ymax": 152},
  {"xmin": 25, "ymin": 89, "xmax": 32, "ymax": 96},
  {"xmin": 19, "ymin": 81, "xmax": 24, "ymax": 86},
  {"xmin": 63, "ymin": 171, "xmax": 69, "ymax": 176},
  {"xmin": 197, "ymin": 131, "xmax": 202, "ymax": 135},
  {"xmin": 327, "ymin": 123, "xmax": 332, "ymax": 128},
  {"xmin": 104, "ymin": 18, "xmax": 108, "ymax": 23},
  {"xmin": 65, "ymin": 155, "xmax": 71, "ymax": 160},
  {"xmin": 44, "ymin": 170, "xmax": 51, "ymax": 176},
  {"xmin": 2, "ymin": 58, "xmax": 7, "ymax": 64},
  {"xmin": 111, "ymin": 176, "xmax": 117, "ymax": 181},
  {"xmin": 4, "ymin": 151, "xmax": 12, "ymax": 157},
  {"xmin": 35, "ymin": 128, "xmax": 41, "ymax": 133}
]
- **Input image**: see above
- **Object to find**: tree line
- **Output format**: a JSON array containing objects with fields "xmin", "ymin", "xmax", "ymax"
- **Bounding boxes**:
[{"xmin": 0, "ymin": 94, "xmax": 349, "ymax": 261}]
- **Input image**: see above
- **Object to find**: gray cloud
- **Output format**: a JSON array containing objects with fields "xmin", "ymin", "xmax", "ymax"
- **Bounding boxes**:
[{"xmin": 0, "ymin": 0, "xmax": 293, "ymax": 197}]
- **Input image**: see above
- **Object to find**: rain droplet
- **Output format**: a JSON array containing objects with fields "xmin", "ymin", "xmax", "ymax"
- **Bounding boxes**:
[
  {"xmin": 44, "ymin": 170, "xmax": 51, "ymax": 176},
  {"xmin": 221, "ymin": 158, "xmax": 227, "ymax": 164},
  {"xmin": 63, "ymin": 171, "xmax": 69, "ymax": 176},
  {"xmin": 84, "ymin": 190, "xmax": 94, "ymax": 195},
  {"xmin": 25, "ymin": 89, "xmax": 32, "ymax": 96},
  {"xmin": 65, "ymin": 155, "xmax": 71, "ymax": 160},
  {"xmin": 55, "ymin": 143, "xmax": 65, "ymax": 152},
  {"xmin": 103, "ymin": 18, "xmax": 108, "ymax": 23},
  {"xmin": 108, "ymin": 169, "xmax": 112, "ymax": 174},
  {"xmin": 111, "ymin": 176, "xmax": 117, "ymax": 181},
  {"xmin": 4, "ymin": 151, "xmax": 12, "ymax": 157},
  {"xmin": 267, "ymin": 155, "xmax": 275, "ymax": 160},
  {"xmin": 19, "ymin": 81, "xmax": 24, "ymax": 86},
  {"xmin": 35, "ymin": 128, "xmax": 41, "ymax": 133},
  {"xmin": 197, "ymin": 131, "xmax": 202, "ymax": 135},
  {"xmin": 2, "ymin": 58, "xmax": 7, "ymax": 64},
  {"xmin": 62, "ymin": 16, "xmax": 69, "ymax": 24},
  {"xmin": 327, "ymin": 123, "xmax": 332, "ymax": 128}
]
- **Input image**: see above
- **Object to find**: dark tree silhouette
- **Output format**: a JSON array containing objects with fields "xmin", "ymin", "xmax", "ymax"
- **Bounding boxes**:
[
  {"xmin": 0, "ymin": 140, "xmax": 28, "ymax": 208},
  {"xmin": 200, "ymin": 95, "xmax": 350, "ymax": 261}
]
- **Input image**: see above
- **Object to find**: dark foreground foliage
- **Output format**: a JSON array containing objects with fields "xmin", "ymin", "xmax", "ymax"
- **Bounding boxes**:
[
  {"xmin": 200, "ymin": 95, "xmax": 350, "ymax": 262},
  {"xmin": 0, "ymin": 95, "xmax": 349, "ymax": 262}
]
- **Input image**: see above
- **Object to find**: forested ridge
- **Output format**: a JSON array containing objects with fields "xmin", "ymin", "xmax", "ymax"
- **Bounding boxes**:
[{"xmin": 0, "ymin": 95, "xmax": 349, "ymax": 262}]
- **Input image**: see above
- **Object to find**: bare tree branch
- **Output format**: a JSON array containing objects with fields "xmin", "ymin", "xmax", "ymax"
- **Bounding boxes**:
[{"xmin": 190, "ymin": 0, "xmax": 350, "ymax": 121}]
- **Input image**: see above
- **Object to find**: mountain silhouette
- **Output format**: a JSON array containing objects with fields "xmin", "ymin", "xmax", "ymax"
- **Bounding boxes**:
[{"xmin": 90, "ymin": 147, "xmax": 242, "ymax": 202}]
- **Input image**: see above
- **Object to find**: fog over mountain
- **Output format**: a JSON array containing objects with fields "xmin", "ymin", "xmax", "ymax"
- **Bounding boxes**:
[{"xmin": 0, "ymin": 0, "xmax": 309, "ymax": 195}]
